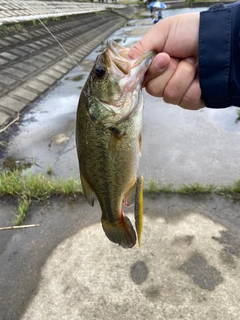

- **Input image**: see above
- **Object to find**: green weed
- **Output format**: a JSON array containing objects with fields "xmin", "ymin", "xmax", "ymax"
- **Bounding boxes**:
[
  {"xmin": 176, "ymin": 183, "xmax": 215, "ymax": 194},
  {"xmin": 15, "ymin": 196, "xmax": 31, "ymax": 225},
  {"xmin": 146, "ymin": 180, "xmax": 173, "ymax": 193},
  {"xmin": 2, "ymin": 169, "xmax": 240, "ymax": 225},
  {"xmin": 46, "ymin": 165, "xmax": 53, "ymax": 176}
]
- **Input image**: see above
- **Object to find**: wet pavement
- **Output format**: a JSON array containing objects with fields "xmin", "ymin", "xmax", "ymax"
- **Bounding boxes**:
[
  {"xmin": 5, "ymin": 10, "xmax": 240, "ymax": 187},
  {"xmin": 1, "ymin": 6, "xmax": 240, "ymax": 320}
]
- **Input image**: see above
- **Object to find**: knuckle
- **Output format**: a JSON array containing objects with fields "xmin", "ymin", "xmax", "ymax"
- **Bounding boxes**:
[
  {"xmin": 180, "ymin": 81, "xmax": 202, "ymax": 109},
  {"xmin": 163, "ymin": 83, "xmax": 180, "ymax": 104},
  {"xmin": 146, "ymin": 79, "xmax": 164, "ymax": 97}
]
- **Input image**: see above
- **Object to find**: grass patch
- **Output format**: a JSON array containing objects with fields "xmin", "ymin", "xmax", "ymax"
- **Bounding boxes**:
[
  {"xmin": 0, "ymin": 15, "xmax": 71, "ymax": 36},
  {"xmin": 15, "ymin": 196, "xmax": 31, "ymax": 226},
  {"xmin": 2, "ymin": 171, "xmax": 240, "ymax": 225},
  {"xmin": 46, "ymin": 165, "xmax": 53, "ymax": 176},
  {"xmin": 176, "ymin": 183, "xmax": 215, "ymax": 194},
  {"xmin": 236, "ymin": 108, "xmax": 240, "ymax": 123},
  {"xmin": 145, "ymin": 179, "xmax": 240, "ymax": 197},
  {"xmin": 147, "ymin": 180, "xmax": 173, "ymax": 193},
  {"xmin": 0, "ymin": 23, "xmax": 24, "ymax": 34},
  {"xmin": 0, "ymin": 169, "xmax": 81, "ymax": 224},
  {"xmin": 94, "ymin": 11, "xmax": 109, "ymax": 16},
  {"xmin": 0, "ymin": 170, "xmax": 81, "ymax": 199}
]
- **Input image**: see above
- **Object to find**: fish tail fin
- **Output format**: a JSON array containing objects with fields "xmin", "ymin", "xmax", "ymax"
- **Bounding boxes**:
[{"xmin": 101, "ymin": 213, "xmax": 136, "ymax": 249}]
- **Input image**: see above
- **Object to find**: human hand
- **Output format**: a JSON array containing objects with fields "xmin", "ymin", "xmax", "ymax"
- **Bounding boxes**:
[{"xmin": 129, "ymin": 13, "xmax": 205, "ymax": 110}]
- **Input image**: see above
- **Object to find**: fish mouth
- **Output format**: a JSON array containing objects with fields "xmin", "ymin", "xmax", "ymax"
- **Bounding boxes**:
[
  {"xmin": 106, "ymin": 40, "xmax": 156, "ymax": 77},
  {"xmin": 107, "ymin": 39, "xmax": 129, "ymax": 60},
  {"xmin": 98, "ymin": 40, "xmax": 156, "ymax": 122},
  {"xmin": 106, "ymin": 40, "xmax": 131, "ymax": 75}
]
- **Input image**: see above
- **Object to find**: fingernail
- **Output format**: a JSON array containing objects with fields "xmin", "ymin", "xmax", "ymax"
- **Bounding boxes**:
[
  {"xmin": 154, "ymin": 57, "xmax": 167, "ymax": 71},
  {"xmin": 185, "ymin": 57, "xmax": 196, "ymax": 65}
]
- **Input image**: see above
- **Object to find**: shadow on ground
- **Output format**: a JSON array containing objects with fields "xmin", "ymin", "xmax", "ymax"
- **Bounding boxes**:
[{"xmin": 0, "ymin": 193, "xmax": 240, "ymax": 320}]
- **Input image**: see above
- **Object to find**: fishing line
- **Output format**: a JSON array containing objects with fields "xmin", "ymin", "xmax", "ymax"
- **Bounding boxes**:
[{"xmin": 20, "ymin": 0, "xmax": 82, "ymax": 70}]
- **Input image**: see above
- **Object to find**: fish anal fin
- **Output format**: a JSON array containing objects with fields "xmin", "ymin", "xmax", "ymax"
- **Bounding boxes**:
[
  {"xmin": 80, "ymin": 172, "xmax": 96, "ymax": 206},
  {"xmin": 123, "ymin": 178, "xmax": 137, "ymax": 207},
  {"xmin": 134, "ymin": 176, "xmax": 144, "ymax": 247}
]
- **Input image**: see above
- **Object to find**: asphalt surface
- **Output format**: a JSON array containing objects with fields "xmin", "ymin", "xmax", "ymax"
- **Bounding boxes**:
[{"xmin": 1, "ymin": 4, "xmax": 240, "ymax": 320}]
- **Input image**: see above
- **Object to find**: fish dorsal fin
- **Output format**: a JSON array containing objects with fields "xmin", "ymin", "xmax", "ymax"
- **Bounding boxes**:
[{"xmin": 80, "ymin": 172, "xmax": 96, "ymax": 206}]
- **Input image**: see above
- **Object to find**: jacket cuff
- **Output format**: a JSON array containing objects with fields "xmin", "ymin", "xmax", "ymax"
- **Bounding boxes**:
[{"xmin": 199, "ymin": 5, "xmax": 231, "ymax": 108}]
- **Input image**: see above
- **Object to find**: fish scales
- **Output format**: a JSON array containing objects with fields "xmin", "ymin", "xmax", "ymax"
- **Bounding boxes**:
[{"xmin": 76, "ymin": 40, "xmax": 155, "ymax": 248}]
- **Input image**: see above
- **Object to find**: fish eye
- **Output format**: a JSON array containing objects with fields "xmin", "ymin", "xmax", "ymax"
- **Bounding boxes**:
[{"xmin": 95, "ymin": 65, "xmax": 106, "ymax": 79}]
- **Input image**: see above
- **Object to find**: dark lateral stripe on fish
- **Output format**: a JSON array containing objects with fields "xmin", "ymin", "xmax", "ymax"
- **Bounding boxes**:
[{"xmin": 134, "ymin": 176, "xmax": 144, "ymax": 247}]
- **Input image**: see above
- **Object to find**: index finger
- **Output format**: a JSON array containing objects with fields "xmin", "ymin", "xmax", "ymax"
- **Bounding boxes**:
[
  {"xmin": 128, "ymin": 21, "xmax": 168, "ymax": 59},
  {"xmin": 128, "ymin": 13, "xmax": 199, "ymax": 60}
]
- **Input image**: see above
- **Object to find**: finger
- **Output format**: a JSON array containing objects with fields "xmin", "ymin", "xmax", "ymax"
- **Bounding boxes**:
[
  {"xmin": 143, "ymin": 52, "xmax": 170, "ymax": 86},
  {"xmin": 179, "ymin": 79, "xmax": 205, "ymax": 110},
  {"xmin": 128, "ymin": 13, "xmax": 199, "ymax": 59},
  {"xmin": 163, "ymin": 58, "xmax": 197, "ymax": 105},
  {"xmin": 128, "ymin": 19, "xmax": 169, "ymax": 59},
  {"xmin": 145, "ymin": 58, "xmax": 178, "ymax": 97}
]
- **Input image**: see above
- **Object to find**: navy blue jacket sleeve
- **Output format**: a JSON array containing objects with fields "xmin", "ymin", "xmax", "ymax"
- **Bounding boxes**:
[{"xmin": 199, "ymin": 2, "xmax": 240, "ymax": 108}]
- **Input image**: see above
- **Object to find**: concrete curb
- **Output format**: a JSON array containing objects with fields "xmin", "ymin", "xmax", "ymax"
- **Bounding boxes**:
[
  {"xmin": 0, "ymin": 6, "xmax": 137, "ymax": 130},
  {"xmin": 0, "ymin": 1, "xmax": 126, "ymax": 25}
]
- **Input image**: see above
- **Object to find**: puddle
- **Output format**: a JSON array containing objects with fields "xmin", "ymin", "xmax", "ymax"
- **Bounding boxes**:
[{"xmin": 2, "ymin": 156, "xmax": 35, "ymax": 171}]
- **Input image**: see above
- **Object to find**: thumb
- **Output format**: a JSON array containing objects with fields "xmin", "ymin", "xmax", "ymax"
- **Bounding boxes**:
[{"xmin": 143, "ymin": 52, "xmax": 171, "ymax": 87}]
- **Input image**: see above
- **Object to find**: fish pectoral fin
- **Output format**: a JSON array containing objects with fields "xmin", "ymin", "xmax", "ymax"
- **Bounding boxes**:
[
  {"xmin": 134, "ymin": 176, "xmax": 144, "ymax": 247},
  {"xmin": 123, "ymin": 178, "xmax": 137, "ymax": 207},
  {"xmin": 108, "ymin": 126, "xmax": 125, "ymax": 160},
  {"xmin": 80, "ymin": 172, "xmax": 96, "ymax": 207}
]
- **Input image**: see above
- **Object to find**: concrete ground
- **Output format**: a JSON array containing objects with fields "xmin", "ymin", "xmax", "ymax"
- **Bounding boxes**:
[
  {"xmin": 1, "ymin": 5, "xmax": 240, "ymax": 320},
  {"xmin": 1, "ymin": 193, "xmax": 240, "ymax": 320}
]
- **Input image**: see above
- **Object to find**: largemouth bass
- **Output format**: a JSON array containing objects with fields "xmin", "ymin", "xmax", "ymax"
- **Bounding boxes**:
[{"xmin": 76, "ymin": 40, "xmax": 155, "ymax": 248}]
